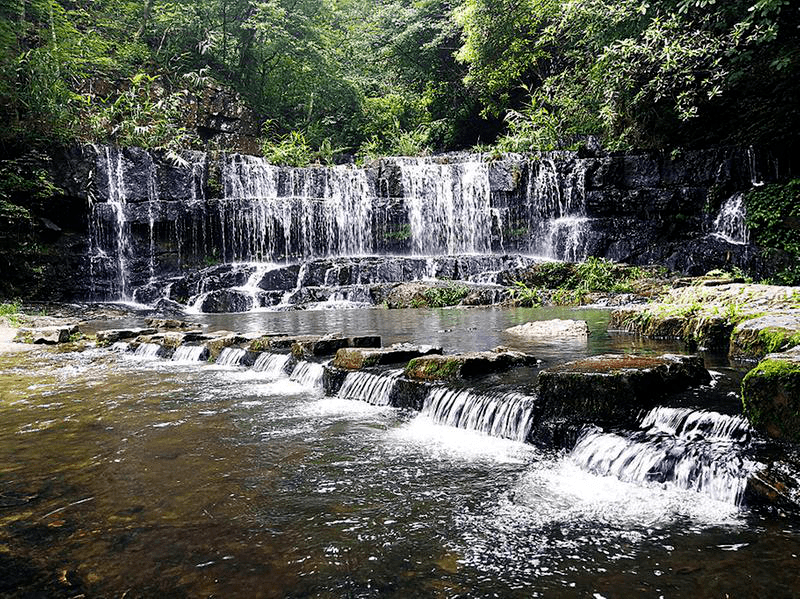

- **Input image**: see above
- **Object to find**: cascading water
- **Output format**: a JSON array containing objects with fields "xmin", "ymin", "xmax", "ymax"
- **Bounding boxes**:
[
  {"xmin": 252, "ymin": 352, "xmax": 292, "ymax": 376},
  {"xmin": 289, "ymin": 361, "xmax": 325, "ymax": 389},
  {"xmin": 399, "ymin": 159, "xmax": 493, "ymax": 255},
  {"xmin": 133, "ymin": 343, "xmax": 162, "ymax": 358},
  {"xmin": 171, "ymin": 345, "xmax": 208, "ymax": 362},
  {"xmin": 337, "ymin": 370, "xmax": 402, "ymax": 406},
  {"xmin": 216, "ymin": 347, "xmax": 247, "ymax": 367},
  {"xmin": 712, "ymin": 192, "xmax": 750, "ymax": 245},
  {"xmin": 571, "ymin": 407, "xmax": 756, "ymax": 504},
  {"xmin": 420, "ymin": 387, "xmax": 536, "ymax": 442}
]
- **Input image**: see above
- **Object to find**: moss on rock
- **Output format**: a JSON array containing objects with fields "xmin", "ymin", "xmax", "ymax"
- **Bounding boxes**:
[{"xmin": 742, "ymin": 358, "xmax": 800, "ymax": 441}]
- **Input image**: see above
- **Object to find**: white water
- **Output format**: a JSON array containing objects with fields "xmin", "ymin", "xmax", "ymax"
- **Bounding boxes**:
[
  {"xmin": 252, "ymin": 352, "xmax": 292, "ymax": 377},
  {"xmin": 133, "ymin": 343, "xmax": 161, "ymax": 358},
  {"xmin": 171, "ymin": 345, "xmax": 207, "ymax": 363},
  {"xmin": 420, "ymin": 387, "xmax": 536, "ymax": 442},
  {"xmin": 337, "ymin": 370, "xmax": 403, "ymax": 406},
  {"xmin": 712, "ymin": 192, "xmax": 750, "ymax": 245},
  {"xmin": 216, "ymin": 347, "xmax": 247, "ymax": 367},
  {"xmin": 105, "ymin": 147, "xmax": 130, "ymax": 299},
  {"xmin": 571, "ymin": 407, "xmax": 757, "ymax": 505},
  {"xmin": 289, "ymin": 361, "xmax": 325, "ymax": 389}
]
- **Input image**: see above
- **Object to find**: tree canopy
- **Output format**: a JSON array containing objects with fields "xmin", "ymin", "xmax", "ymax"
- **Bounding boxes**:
[{"xmin": 0, "ymin": 0, "xmax": 797, "ymax": 159}]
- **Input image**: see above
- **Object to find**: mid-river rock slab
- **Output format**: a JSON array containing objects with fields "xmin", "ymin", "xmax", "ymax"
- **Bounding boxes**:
[
  {"xmin": 96, "ymin": 328, "xmax": 157, "ymax": 344},
  {"xmin": 729, "ymin": 314, "xmax": 800, "ymax": 362},
  {"xmin": 505, "ymin": 319, "xmax": 589, "ymax": 338},
  {"xmin": 333, "ymin": 344, "xmax": 442, "ymax": 370},
  {"xmin": 741, "ymin": 351, "xmax": 800, "ymax": 442},
  {"xmin": 291, "ymin": 335, "xmax": 382, "ymax": 358},
  {"xmin": 404, "ymin": 348, "xmax": 537, "ymax": 381},
  {"xmin": 14, "ymin": 325, "xmax": 79, "ymax": 345},
  {"xmin": 537, "ymin": 354, "xmax": 710, "ymax": 425}
]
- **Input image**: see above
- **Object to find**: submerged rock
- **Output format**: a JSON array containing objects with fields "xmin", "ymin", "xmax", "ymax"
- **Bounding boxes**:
[
  {"xmin": 537, "ymin": 353, "xmax": 710, "ymax": 425},
  {"xmin": 741, "ymin": 353, "xmax": 800, "ymax": 442},
  {"xmin": 730, "ymin": 314, "xmax": 800, "ymax": 362},
  {"xmin": 333, "ymin": 343, "xmax": 442, "ymax": 370},
  {"xmin": 505, "ymin": 319, "xmax": 589, "ymax": 338},
  {"xmin": 405, "ymin": 347, "xmax": 537, "ymax": 381}
]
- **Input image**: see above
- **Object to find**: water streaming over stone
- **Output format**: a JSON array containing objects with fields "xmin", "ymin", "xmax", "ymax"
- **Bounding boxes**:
[
  {"xmin": 216, "ymin": 347, "xmax": 247, "ymax": 367},
  {"xmin": 289, "ymin": 361, "xmax": 325, "ymax": 389},
  {"xmin": 171, "ymin": 345, "xmax": 208, "ymax": 362},
  {"xmin": 133, "ymin": 343, "xmax": 162, "ymax": 358},
  {"xmin": 337, "ymin": 370, "xmax": 403, "ymax": 406},
  {"xmin": 571, "ymin": 407, "xmax": 756, "ymax": 504},
  {"xmin": 421, "ymin": 387, "xmax": 536, "ymax": 442},
  {"xmin": 252, "ymin": 352, "xmax": 292, "ymax": 376},
  {"xmin": 712, "ymin": 192, "xmax": 750, "ymax": 245}
]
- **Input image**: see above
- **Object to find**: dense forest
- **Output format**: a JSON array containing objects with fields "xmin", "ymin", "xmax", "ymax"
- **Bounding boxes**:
[{"xmin": 1, "ymin": 0, "xmax": 798, "ymax": 161}]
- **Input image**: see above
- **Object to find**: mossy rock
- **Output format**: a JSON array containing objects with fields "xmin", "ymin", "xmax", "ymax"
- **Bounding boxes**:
[
  {"xmin": 730, "ymin": 314, "xmax": 800, "ymax": 362},
  {"xmin": 404, "ymin": 349, "xmax": 536, "ymax": 381},
  {"xmin": 333, "ymin": 344, "xmax": 441, "ymax": 370},
  {"xmin": 742, "ymin": 357, "xmax": 800, "ymax": 441}
]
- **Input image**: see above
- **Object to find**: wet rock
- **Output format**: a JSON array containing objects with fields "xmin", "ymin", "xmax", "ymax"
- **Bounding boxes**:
[
  {"xmin": 388, "ymin": 378, "xmax": 430, "ymax": 411},
  {"xmin": 198, "ymin": 289, "xmax": 254, "ymax": 313},
  {"xmin": 14, "ymin": 325, "xmax": 79, "ymax": 344},
  {"xmin": 741, "ymin": 356, "xmax": 800, "ymax": 442},
  {"xmin": 202, "ymin": 331, "xmax": 250, "ymax": 360},
  {"xmin": 333, "ymin": 343, "xmax": 442, "ymax": 370},
  {"xmin": 144, "ymin": 318, "xmax": 198, "ymax": 331},
  {"xmin": 322, "ymin": 365, "xmax": 349, "ymax": 395},
  {"xmin": 257, "ymin": 264, "xmax": 301, "ymax": 291},
  {"xmin": 153, "ymin": 297, "xmax": 187, "ymax": 316},
  {"xmin": 537, "ymin": 354, "xmax": 711, "ymax": 426},
  {"xmin": 505, "ymin": 319, "xmax": 589, "ymax": 338},
  {"xmin": 96, "ymin": 328, "xmax": 157, "ymax": 344},
  {"xmin": 730, "ymin": 314, "xmax": 800, "ymax": 362},
  {"xmin": 291, "ymin": 336, "xmax": 351, "ymax": 359},
  {"xmin": 745, "ymin": 461, "xmax": 800, "ymax": 513},
  {"xmin": 405, "ymin": 347, "xmax": 537, "ymax": 381}
]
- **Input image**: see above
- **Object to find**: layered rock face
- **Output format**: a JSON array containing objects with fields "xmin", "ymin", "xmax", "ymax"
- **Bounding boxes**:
[{"xmin": 38, "ymin": 144, "xmax": 793, "ymax": 303}]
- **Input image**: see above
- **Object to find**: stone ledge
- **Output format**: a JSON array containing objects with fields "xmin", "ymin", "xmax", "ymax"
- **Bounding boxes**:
[{"xmin": 405, "ymin": 348, "xmax": 537, "ymax": 381}]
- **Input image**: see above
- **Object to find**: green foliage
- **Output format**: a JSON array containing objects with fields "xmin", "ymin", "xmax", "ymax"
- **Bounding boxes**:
[
  {"xmin": 509, "ymin": 281, "xmax": 541, "ymax": 307},
  {"xmin": 383, "ymin": 224, "xmax": 411, "ymax": 242},
  {"xmin": 745, "ymin": 179, "xmax": 800, "ymax": 284},
  {"xmin": 422, "ymin": 283, "xmax": 470, "ymax": 308},
  {"xmin": 0, "ymin": 301, "xmax": 22, "ymax": 327}
]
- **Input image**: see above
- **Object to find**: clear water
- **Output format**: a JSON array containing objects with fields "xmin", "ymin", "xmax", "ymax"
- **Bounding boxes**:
[{"xmin": 2, "ymin": 306, "xmax": 799, "ymax": 597}]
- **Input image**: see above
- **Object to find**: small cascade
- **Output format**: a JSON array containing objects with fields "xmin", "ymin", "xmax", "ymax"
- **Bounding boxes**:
[
  {"xmin": 216, "ymin": 348, "xmax": 247, "ymax": 367},
  {"xmin": 289, "ymin": 361, "xmax": 325, "ymax": 389},
  {"xmin": 337, "ymin": 370, "xmax": 402, "ymax": 406},
  {"xmin": 421, "ymin": 387, "xmax": 536, "ymax": 442},
  {"xmin": 712, "ymin": 192, "xmax": 750, "ymax": 245},
  {"xmin": 171, "ymin": 345, "xmax": 207, "ymax": 363},
  {"xmin": 571, "ymin": 407, "xmax": 756, "ymax": 504},
  {"xmin": 110, "ymin": 341, "xmax": 130, "ymax": 352},
  {"xmin": 252, "ymin": 352, "xmax": 292, "ymax": 377},
  {"xmin": 399, "ymin": 159, "xmax": 493, "ymax": 255},
  {"xmin": 133, "ymin": 343, "xmax": 162, "ymax": 358},
  {"xmin": 233, "ymin": 263, "xmax": 274, "ymax": 311}
]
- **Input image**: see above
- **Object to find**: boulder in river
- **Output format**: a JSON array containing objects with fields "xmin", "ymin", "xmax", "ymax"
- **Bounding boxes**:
[
  {"xmin": 537, "ymin": 353, "xmax": 710, "ymax": 425},
  {"xmin": 405, "ymin": 347, "xmax": 537, "ymax": 381},
  {"xmin": 741, "ymin": 348, "xmax": 800, "ymax": 442},
  {"xmin": 96, "ymin": 328, "xmax": 157, "ymax": 344},
  {"xmin": 505, "ymin": 319, "xmax": 589, "ymax": 338}
]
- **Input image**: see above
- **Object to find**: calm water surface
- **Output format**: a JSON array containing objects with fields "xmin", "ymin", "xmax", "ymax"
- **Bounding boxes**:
[{"xmin": 2, "ymin": 306, "xmax": 799, "ymax": 597}]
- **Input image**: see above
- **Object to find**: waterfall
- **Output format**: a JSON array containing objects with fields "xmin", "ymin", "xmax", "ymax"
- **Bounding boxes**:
[
  {"xmin": 133, "ymin": 343, "xmax": 162, "ymax": 358},
  {"xmin": 289, "ymin": 361, "xmax": 325, "ymax": 388},
  {"xmin": 221, "ymin": 156, "xmax": 374, "ymax": 261},
  {"xmin": 337, "ymin": 370, "xmax": 402, "ymax": 406},
  {"xmin": 712, "ymin": 192, "xmax": 750, "ymax": 245},
  {"xmin": 571, "ymin": 407, "xmax": 756, "ymax": 504},
  {"xmin": 399, "ymin": 159, "xmax": 493, "ymax": 255},
  {"xmin": 110, "ymin": 341, "xmax": 130, "ymax": 352},
  {"xmin": 421, "ymin": 387, "xmax": 536, "ymax": 442},
  {"xmin": 252, "ymin": 352, "xmax": 292, "ymax": 376},
  {"xmin": 216, "ymin": 347, "xmax": 247, "ymax": 367},
  {"xmin": 171, "ymin": 345, "xmax": 207, "ymax": 362}
]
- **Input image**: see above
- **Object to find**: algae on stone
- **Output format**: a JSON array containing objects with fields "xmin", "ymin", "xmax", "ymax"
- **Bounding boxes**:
[{"xmin": 742, "ymin": 358, "xmax": 800, "ymax": 442}]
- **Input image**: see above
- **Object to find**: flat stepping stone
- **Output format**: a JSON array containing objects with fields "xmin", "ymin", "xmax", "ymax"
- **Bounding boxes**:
[
  {"xmin": 730, "ymin": 314, "xmax": 800, "ymax": 361},
  {"xmin": 538, "ymin": 353, "xmax": 710, "ymax": 425},
  {"xmin": 96, "ymin": 328, "xmax": 157, "ymax": 344},
  {"xmin": 14, "ymin": 325, "xmax": 79, "ymax": 345},
  {"xmin": 333, "ymin": 343, "xmax": 442, "ymax": 370},
  {"xmin": 405, "ymin": 347, "xmax": 537, "ymax": 381}
]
